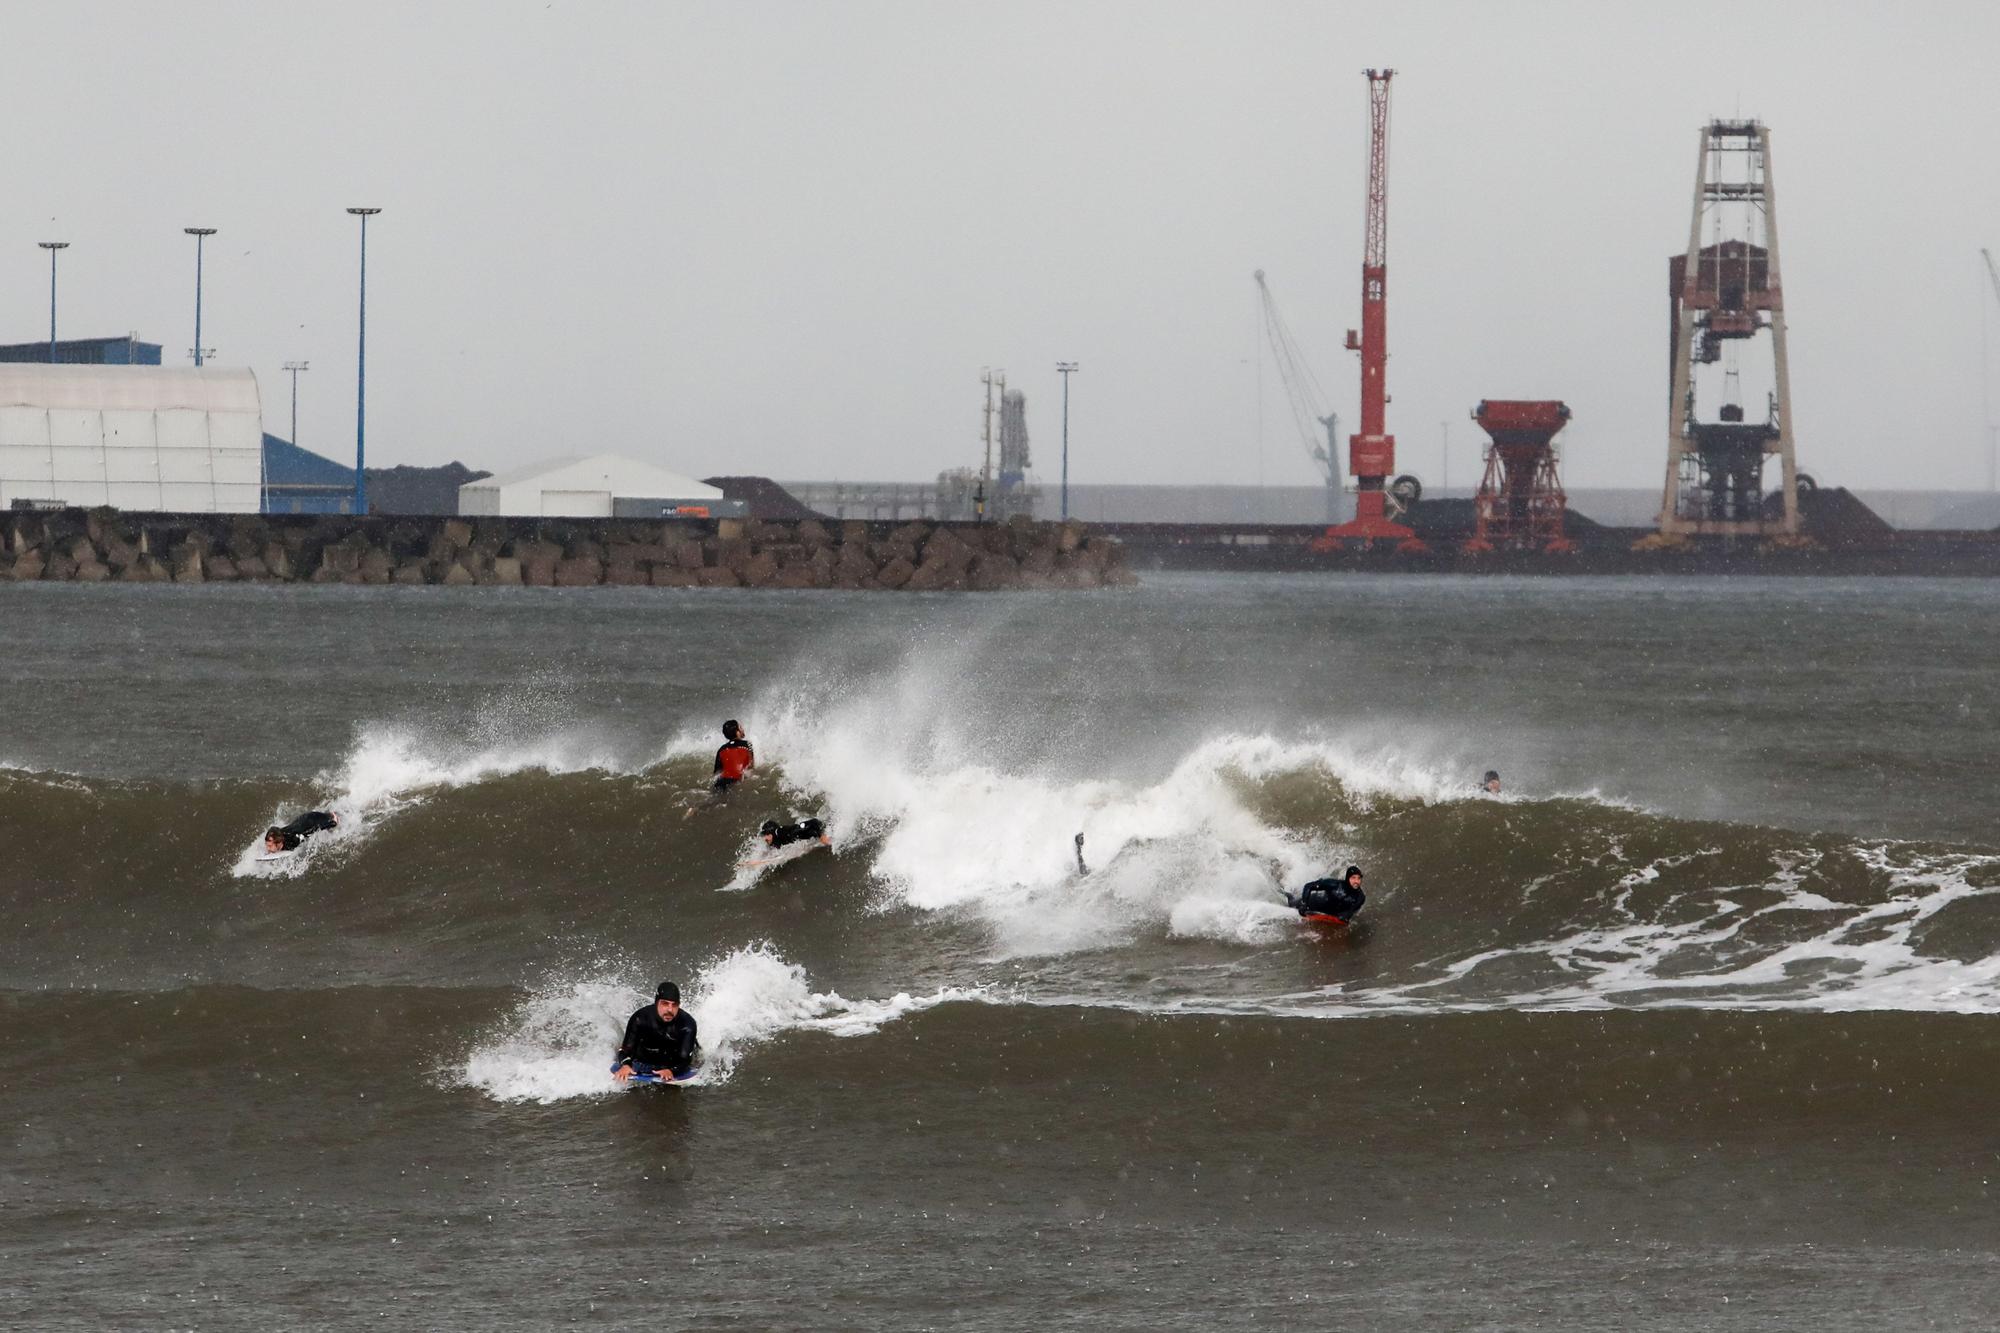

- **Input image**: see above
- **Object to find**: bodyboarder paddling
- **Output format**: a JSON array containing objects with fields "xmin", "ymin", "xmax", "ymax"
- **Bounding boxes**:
[
  {"xmin": 1282, "ymin": 865, "xmax": 1367, "ymax": 924},
  {"xmin": 739, "ymin": 817, "xmax": 832, "ymax": 867},
  {"xmin": 612, "ymin": 982, "xmax": 701, "ymax": 1083},
  {"xmin": 263, "ymin": 810, "xmax": 339, "ymax": 854}
]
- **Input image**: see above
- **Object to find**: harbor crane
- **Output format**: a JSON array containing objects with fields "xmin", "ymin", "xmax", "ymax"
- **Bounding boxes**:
[
  {"xmin": 1984, "ymin": 249, "xmax": 2000, "ymax": 489},
  {"xmin": 1254, "ymin": 269, "xmax": 1345, "ymax": 523},
  {"xmin": 1320, "ymin": 68, "xmax": 1423, "ymax": 550}
]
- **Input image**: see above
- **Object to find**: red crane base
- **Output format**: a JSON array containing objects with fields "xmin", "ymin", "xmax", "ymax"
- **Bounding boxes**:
[{"xmin": 1311, "ymin": 493, "xmax": 1426, "ymax": 553}]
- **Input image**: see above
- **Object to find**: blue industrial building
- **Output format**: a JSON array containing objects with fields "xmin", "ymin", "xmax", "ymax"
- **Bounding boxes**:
[
  {"xmin": 262, "ymin": 435, "xmax": 356, "ymax": 514},
  {"xmin": 0, "ymin": 334, "xmax": 163, "ymax": 364}
]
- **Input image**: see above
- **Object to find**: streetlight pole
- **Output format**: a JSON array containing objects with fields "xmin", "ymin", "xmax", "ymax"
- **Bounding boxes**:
[
  {"xmin": 274, "ymin": 360, "xmax": 309, "ymax": 516},
  {"xmin": 184, "ymin": 228, "xmax": 217, "ymax": 366},
  {"xmin": 1056, "ymin": 361, "xmax": 1079, "ymax": 521},
  {"xmin": 37, "ymin": 242, "xmax": 68, "ymax": 364},
  {"xmin": 283, "ymin": 361, "xmax": 310, "ymax": 447},
  {"xmin": 346, "ymin": 208, "xmax": 381, "ymax": 515}
]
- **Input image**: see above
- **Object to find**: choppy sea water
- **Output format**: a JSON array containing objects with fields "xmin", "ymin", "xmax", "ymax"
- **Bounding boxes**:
[{"xmin": 3, "ymin": 574, "xmax": 1997, "ymax": 1330}]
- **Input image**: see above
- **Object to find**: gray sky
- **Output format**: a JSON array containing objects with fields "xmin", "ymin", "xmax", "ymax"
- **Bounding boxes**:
[{"xmin": 6, "ymin": 1, "xmax": 1998, "ymax": 492}]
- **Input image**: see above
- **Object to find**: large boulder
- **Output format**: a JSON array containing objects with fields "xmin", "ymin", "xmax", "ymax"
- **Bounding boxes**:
[
  {"xmin": 697, "ymin": 566, "xmax": 741, "ymax": 588},
  {"xmin": 740, "ymin": 551, "xmax": 781, "ymax": 587},
  {"xmin": 968, "ymin": 554, "xmax": 1022, "ymax": 591},
  {"xmin": 874, "ymin": 555, "xmax": 915, "ymax": 590},
  {"xmin": 651, "ymin": 566, "xmax": 700, "ymax": 588},
  {"xmin": 605, "ymin": 562, "xmax": 650, "ymax": 587},
  {"xmin": 483, "ymin": 557, "xmax": 524, "ymax": 586},
  {"xmin": 771, "ymin": 564, "xmax": 816, "ymax": 589},
  {"xmin": 835, "ymin": 544, "xmax": 875, "ymax": 587},
  {"xmin": 905, "ymin": 556, "xmax": 967, "ymax": 591},
  {"xmin": 555, "ymin": 556, "xmax": 603, "ymax": 587}
]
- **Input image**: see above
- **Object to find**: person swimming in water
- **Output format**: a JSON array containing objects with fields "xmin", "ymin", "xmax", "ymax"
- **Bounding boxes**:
[
  {"xmin": 1480, "ymin": 770, "xmax": 1502, "ymax": 795},
  {"xmin": 687, "ymin": 720, "xmax": 755, "ymax": 817},
  {"xmin": 1282, "ymin": 865, "xmax": 1366, "ymax": 923},
  {"xmin": 264, "ymin": 810, "xmax": 339, "ymax": 854},
  {"xmin": 713, "ymin": 720, "xmax": 754, "ymax": 790}
]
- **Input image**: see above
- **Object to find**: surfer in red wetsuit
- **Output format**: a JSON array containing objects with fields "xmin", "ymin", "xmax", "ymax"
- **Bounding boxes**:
[
  {"xmin": 688, "ymin": 720, "xmax": 755, "ymax": 817},
  {"xmin": 713, "ymin": 720, "xmax": 754, "ymax": 790}
]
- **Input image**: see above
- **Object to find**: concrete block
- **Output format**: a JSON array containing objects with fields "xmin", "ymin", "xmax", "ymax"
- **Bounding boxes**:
[
  {"xmin": 605, "ymin": 562, "xmax": 650, "ymax": 586},
  {"xmin": 874, "ymin": 556, "xmax": 915, "ymax": 590},
  {"xmin": 555, "ymin": 556, "xmax": 603, "ymax": 587}
]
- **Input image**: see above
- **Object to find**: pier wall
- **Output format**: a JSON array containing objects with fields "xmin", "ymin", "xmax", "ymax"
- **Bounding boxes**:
[{"xmin": 0, "ymin": 508, "xmax": 1136, "ymax": 591}]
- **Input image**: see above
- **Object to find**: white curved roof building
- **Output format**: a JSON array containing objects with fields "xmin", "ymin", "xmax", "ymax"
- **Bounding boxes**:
[
  {"xmin": 0, "ymin": 365, "xmax": 264, "ymax": 513},
  {"xmin": 458, "ymin": 453, "xmax": 734, "ymax": 518}
]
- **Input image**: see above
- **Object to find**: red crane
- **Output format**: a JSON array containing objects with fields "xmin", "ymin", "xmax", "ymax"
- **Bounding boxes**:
[{"xmin": 1319, "ymin": 68, "xmax": 1423, "ymax": 551}]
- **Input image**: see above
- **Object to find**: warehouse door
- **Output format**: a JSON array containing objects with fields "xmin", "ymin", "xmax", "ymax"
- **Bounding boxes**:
[{"xmin": 540, "ymin": 489, "xmax": 612, "ymax": 517}]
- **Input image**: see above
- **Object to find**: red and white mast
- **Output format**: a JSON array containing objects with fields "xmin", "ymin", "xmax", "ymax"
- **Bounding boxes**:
[{"xmin": 1325, "ymin": 68, "xmax": 1421, "ymax": 548}]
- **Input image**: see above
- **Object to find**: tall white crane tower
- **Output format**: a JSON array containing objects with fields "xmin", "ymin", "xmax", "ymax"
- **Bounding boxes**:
[
  {"xmin": 1983, "ymin": 249, "xmax": 2000, "ymax": 490},
  {"xmin": 1254, "ymin": 270, "xmax": 1350, "ymax": 523}
]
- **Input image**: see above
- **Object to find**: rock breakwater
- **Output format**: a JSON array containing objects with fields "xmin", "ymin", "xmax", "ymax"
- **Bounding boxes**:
[{"xmin": 0, "ymin": 508, "xmax": 1136, "ymax": 591}]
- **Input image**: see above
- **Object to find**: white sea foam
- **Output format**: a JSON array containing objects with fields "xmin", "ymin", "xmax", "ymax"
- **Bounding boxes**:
[
  {"xmin": 230, "ymin": 718, "xmax": 633, "ymax": 877},
  {"xmin": 745, "ymin": 671, "xmax": 1487, "ymax": 955},
  {"xmin": 1054, "ymin": 844, "xmax": 2000, "ymax": 1021},
  {"xmin": 457, "ymin": 945, "xmax": 973, "ymax": 1104}
]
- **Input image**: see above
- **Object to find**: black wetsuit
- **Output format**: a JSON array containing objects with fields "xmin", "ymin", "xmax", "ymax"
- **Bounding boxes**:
[
  {"xmin": 273, "ymin": 811, "xmax": 337, "ymax": 851},
  {"xmin": 766, "ymin": 818, "xmax": 825, "ymax": 849},
  {"xmin": 1295, "ymin": 878, "xmax": 1365, "ymax": 921},
  {"xmin": 616, "ymin": 1005, "xmax": 700, "ymax": 1078},
  {"xmin": 713, "ymin": 738, "xmax": 755, "ymax": 791}
]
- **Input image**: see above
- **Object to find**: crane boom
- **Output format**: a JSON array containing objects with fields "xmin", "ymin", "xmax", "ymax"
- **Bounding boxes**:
[
  {"xmin": 1254, "ymin": 271, "xmax": 1337, "ymax": 477},
  {"xmin": 1985, "ymin": 248, "xmax": 2000, "ymax": 309}
]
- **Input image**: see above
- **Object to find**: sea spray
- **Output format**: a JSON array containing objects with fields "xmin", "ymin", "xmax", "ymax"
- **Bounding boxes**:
[{"xmin": 457, "ymin": 945, "xmax": 976, "ymax": 1103}]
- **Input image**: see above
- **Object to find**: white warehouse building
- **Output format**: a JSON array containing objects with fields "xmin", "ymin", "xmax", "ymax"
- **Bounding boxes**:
[
  {"xmin": 457, "ymin": 453, "xmax": 744, "ymax": 518},
  {"xmin": 0, "ymin": 365, "xmax": 265, "ymax": 513}
]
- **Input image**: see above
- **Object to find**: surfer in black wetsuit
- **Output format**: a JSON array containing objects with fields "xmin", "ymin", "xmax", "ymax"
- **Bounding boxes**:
[
  {"xmin": 1282, "ymin": 865, "xmax": 1366, "ymax": 922},
  {"xmin": 739, "ymin": 817, "xmax": 832, "ymax": 869},
  {"xmin": 613, "ymin": 982, "xmax": 700, "ymax": 1082},
  {"xmin": 264, "ymin": 810, "xmax": 338, "ymax": 854},
  {"xmin": 758, "ymin": 817, "xmax": 830, "ymax": 850}
]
